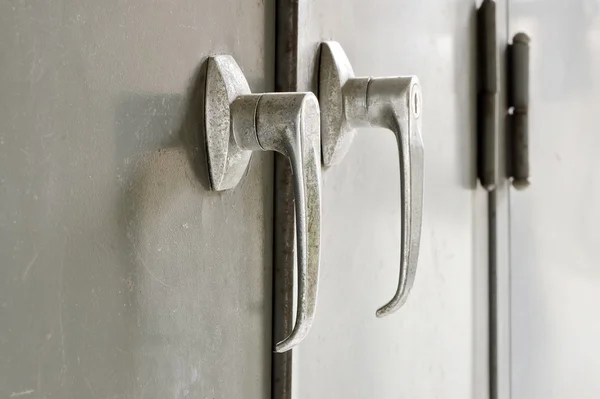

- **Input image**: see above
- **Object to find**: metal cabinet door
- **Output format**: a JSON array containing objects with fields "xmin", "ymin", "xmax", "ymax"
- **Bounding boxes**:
[
  {"xmin": 507, "ymin": 1, "xmax": 600, "ymax": 398},
  {"xmin": 289, "ymin": 1, "xmax": 489, "ymax": 398},
  {"xmin": 0, "ymin": 1, "xmax": 274, "ymax": 398}
]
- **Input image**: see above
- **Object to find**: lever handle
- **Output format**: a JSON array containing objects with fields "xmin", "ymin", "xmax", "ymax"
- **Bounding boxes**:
[
  {"xmin": 204, "ymin": 56, "xmax": 321, "ymax": 352},
  {"xmin": 319, "ymin": 41, "xmax": 423, "ymax": 317}
]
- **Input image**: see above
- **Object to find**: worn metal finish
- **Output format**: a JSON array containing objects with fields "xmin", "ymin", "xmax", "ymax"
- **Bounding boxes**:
[
  {"xmin": 258, "ymin": 93, "xmax": 322, "ymax": 353},
  {"xmin": 319, "ymin": 41, "xmax": 424, "ymax": 316},
  {"xmin": 507, "ymin": 32, "xmax": 530, "ymax": 190},
  {"xmin": 477, "ymin": 0, "xmax": 498, "ymax": 191},
  {"xmin": 0, "ymin": 1, "xmax": 275, "ymax": 398},
  {"xmin": 205, "ymin": 56, "xmax": 322, "ymax": 353},
  {"xmin": 205, "ymin": 57, "xmax": 254, "ymax": 190}
]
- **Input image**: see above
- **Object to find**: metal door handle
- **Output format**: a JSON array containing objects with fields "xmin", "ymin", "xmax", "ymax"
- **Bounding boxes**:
[
  {"xmin": 204, "ymin": 56, "xmax": 321, "ymax": 352},
  {"xmin": 319, "ymin": 42, "xmax": 423, "ymax": 317}
]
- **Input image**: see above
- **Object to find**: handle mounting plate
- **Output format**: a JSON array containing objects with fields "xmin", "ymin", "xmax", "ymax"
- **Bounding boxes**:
[
  {"xmin": 205, "ymin": 56, "xmax": 253, "ymax": 191},
  {"xmin": 319, "ymin": 42, "xmax": 358, "ymax": 167}
]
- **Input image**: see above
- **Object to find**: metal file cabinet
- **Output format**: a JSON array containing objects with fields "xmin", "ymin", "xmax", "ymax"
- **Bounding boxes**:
[
  {"xmin": 4, "ymin": 0, "xmax": 598, "ymax": 398},
  {"xmin": 0, "ymin": 0, "xmax": 486, "ymax": 398}
]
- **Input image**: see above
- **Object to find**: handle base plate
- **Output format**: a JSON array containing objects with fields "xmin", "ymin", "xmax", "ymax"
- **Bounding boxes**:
[
  {"xmin": 319, "ymin": 42, "xmax": 357, "ymax": 167},
  {"xmin": 205, "ymin": 56, "xmax": 252, "ymax": 191}
]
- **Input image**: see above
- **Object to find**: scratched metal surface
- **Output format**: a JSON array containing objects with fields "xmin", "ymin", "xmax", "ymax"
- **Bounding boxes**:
[
  {"xmin": 292, "ymin": 0, "xmax": 489, "ymax": 398},
  {"xmin": 0, "ymin": 1, "xmax": 274, "ymax": 398},
  {"xmin": 509, "ymin": 1, "xmax": 600, "ymax": 398}
]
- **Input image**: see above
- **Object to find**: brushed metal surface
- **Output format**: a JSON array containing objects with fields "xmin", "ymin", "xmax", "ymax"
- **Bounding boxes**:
[{"xmin": 0, "ymin": 1, "xmax": 274, "ymax": 398}]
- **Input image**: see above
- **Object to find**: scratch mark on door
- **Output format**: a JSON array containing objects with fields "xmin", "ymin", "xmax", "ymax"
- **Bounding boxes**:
[
  {"xmin": 21, "ymin": 247, "xmax": 39, "ymax": 281},
  {"xmin": 10, "ymin": 390, "xmax": 35, "ymax": 397},
  {"xmin": 140, "ymin": 258, "xmax": 171, "ymax": 288},
  {"xmin": 84, "ymin": 377, "xmax": 96, "ymax": 397}
]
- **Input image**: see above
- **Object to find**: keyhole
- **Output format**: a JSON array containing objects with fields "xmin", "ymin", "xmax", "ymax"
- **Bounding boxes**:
[{"xmin": 413, "ymin": 91, "xmax": 420, "ymax": 117}]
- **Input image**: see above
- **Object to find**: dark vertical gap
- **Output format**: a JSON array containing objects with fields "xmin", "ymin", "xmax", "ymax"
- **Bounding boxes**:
[
  {"xmin": 475, "ymin": 1, "xmax": 501, "ymax": 398},
  {"xmin": 489, "ymin": 0, "xmax": 513, "ymax": 396},
  {"xmin": 489, "ymin": 191, "xmax": 498, "ymax": 399},
  {"xmin": 505, "ymin": 3, "xmax": 513, "ymax": 398},
  {"xmin": 271, "ymin": 0, "xmax": 298, "ymax": 398}
]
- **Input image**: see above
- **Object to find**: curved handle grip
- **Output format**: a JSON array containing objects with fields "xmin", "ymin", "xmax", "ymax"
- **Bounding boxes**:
[
  {"xmin": 319, "ymin": 42, "xmax": 424, "ymax": 317},
  {"xmin": 205, "ymin": 56, "xmax": 321, "ymax": 353},
  {"xmin": 253, "ymin": 93, "xmax": 322, "ymax": 352},
  {"xmin": 366, "ymin": 78, "xmax": 424, "ymax": 317}
]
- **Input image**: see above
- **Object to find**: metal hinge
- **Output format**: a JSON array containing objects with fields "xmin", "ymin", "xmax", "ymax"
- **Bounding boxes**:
[
  {"xmin": 507, "ymin": 32, "xmax": 531, "ymax": 190},
  {"xmin": 477, "ymin": 0, "xmax": 530, "ymax": 191},
  {"xmin": 476, "ymin": 0, "xmax": 497, "ymax": 191}
]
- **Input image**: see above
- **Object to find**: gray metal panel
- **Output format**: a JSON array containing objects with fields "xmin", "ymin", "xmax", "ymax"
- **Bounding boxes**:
[
  {"xmin": 0, "ymin": 1, "xmax": 274, "ymax": 398},
  {"xmin": 293, "ymin": 1, "xmax": 488, "ymax": 398},
  {"xmin": 509, "ymin": 1, "xmax": 600, "ymax": 398}
]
